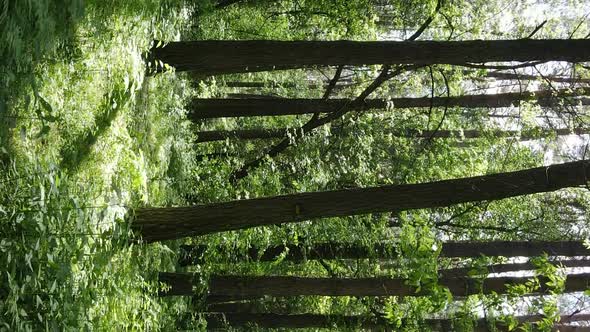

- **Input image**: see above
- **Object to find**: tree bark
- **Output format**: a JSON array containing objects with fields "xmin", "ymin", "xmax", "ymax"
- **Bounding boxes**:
[
  {"xmin": 202, "ymin": 312, "xmax": 590, "ymax": 331},
  {"xmin": 157, "ymin": 273, "xmax": 590, "ymax": 297},
  {"xmin": 205, "ymin": 312, "xmax": 380, "ymax": 329},
  {"xmin": 178, "ymin": 241, "xmax": 590, "ymax": 266},
  {"xmin": 439, "ymin": 258, "xmax": 590, "ymax": 278},
  {"xmin": 149, "ymin": 39, "xmax": 590, "ymax": 74},
  {"xmin": 188, "ymin": 88, "xmax": 590, "ymax": 118},
  {"xmin": 208, "ymin": 274, "xmax": 590, "ymax": 298},
  {"xmin": 195, "ymin": 127, "xmax": 589, "ymax": 143},
  {"xmin": 482, "ymin": 71, "xmax": 590, "ymax": 84},
  {"xmin": 222, "ymin": 81, "xmax": 354, "ymax": 90},
  {"xmin": 134, "ymin": 160, "xmax": 590, "ymax": 242}
]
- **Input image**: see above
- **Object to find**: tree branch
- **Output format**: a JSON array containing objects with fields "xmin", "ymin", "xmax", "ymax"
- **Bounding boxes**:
[
  {"xmin": 460, "ymin": 61, "xmax": 546, "ymax": 70},
  {"xmin": 229, "ymin": 0, "xmax": 444, "ymax": 181}
]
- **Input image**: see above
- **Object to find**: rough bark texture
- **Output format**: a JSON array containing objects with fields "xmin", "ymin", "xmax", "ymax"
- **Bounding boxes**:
[
  {"xmin": 207, "ymin": 273, "xmax": 590, "ymax": 298},
  {"xmin": 158, "ymin": 272, "xmax": 590, "ymax": 298},
  {"xmin": 205, "ymin": 313, "xmax": 379, "ymax": 329},
  {"xmin": 150, "ymin": 39, "xmax": 590, "ymax": 74},
  {"xmin": 134, "ymin": 160, "xmax": 590, "ymax": 242},
  {"xmin": 203, "ymin": 312, "xmax": 590, "ymax": 331},
  {"xmin": 188, "ymin": 88, "xmax": 590, "ymax": 118},
  {"xmin": 195, "ymin": 127, "xmax": 589, "ymax": 143},
  {"xmin": 178, "ymin": 241, "xmax": 590, "ymax": 266}
]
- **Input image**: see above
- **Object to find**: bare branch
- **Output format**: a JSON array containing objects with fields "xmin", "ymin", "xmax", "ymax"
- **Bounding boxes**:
[{"xmin": 525, "ymin": 20, "xmax": 547, "ymax": 39}]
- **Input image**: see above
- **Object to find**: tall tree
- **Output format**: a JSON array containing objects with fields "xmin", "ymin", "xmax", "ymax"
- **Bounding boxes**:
[
  {"xmin": 194, "ymin": 127, "xmax": 589, "ymax": 143},
  {"xmin": 179, "ymin": 241, "xmax": 590, "ymax": 265},
  {"xmin": 133, "ymin": 160, "xmax": 590, "ymax": 242},
  {"xmin": 481, "ymin": 71, "xmax": 590, "ymax": 84},
  {"xmin": 160, "ymin": 272, "xmax": 590, "ymax": 297},
  {"xmin": 439, "ymin": 259, "xmax": 590, "ymax": 278},
  {"xmin": 149, "ymin": 39, "xmax": 590, "ymax": 74},
  {"xmin": 202, "ymin": 312, "xmax": 590, "ymax": 331},
  {"xmin": 189, "ymin": 88, "xmax": 590, "ymax": 118}
]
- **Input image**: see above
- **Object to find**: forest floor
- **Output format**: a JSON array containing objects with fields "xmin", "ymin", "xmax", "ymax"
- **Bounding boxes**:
[{"xmin": 0, "ymin": 2, "xmax": 199, "ymax": 330}]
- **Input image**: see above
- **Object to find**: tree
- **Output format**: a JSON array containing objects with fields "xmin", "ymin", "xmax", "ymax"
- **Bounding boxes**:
[
  {"xmin": 133, "ymin": 160, "xmax": 590, "ymax": 242},
  {"xmin": 480, "ymin": 71, "xmax": 590, "ymax": 84},
  {"xmin": 195, "ymin": 127, "xmax": 589, "ymax": 143},
  {"xmin": 439, "ymin": 259, "xmax": 590, "ymax": 278},
  {"xmin": 159, "ymin": 272, "xmax": 590, "ymax": 297},
  {"xmin": 201, "ymin": 312, "xmax": 590, "ymax": 331},
  {"xmin": 189, "ymin": 88, "xmax": 590, "ymax": 118},
  {"xmin": 149, "ymin": 39, "xmax": 590, "ymax": 74},
  {"xmin": 178, "ymin": 241, "xmax": 590, "ymax": 265}
]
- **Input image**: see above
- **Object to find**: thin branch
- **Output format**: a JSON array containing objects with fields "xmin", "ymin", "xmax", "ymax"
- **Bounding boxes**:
[
  {"xmin": 569, "ymin": 12, "xmax": 590, "ymax": 39},
  {"xmin": 229, "ymin": 0, "xmax": 444, "ymax": 181},
  {"xmin": 322, "ymin": 66, "xmax": 344, "ymax": 99},
  {"xmin": 460, "ymin": 61, "xmax": 546, "ymax": 70},
  {"xmin": 230, "ymin": 65, "xmax": 405, "ymax": 181},
  {"xmin": 525, "ymin": 20, "xmax": 547, "ymax": 39},
  {"xmin": 406, "ymin": 0, "xmax": 444, "ymax": 41}
]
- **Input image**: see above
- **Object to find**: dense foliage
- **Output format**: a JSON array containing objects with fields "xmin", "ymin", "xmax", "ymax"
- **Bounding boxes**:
[{"xmin": 1, "ymin": 0, "xmax": 590, "ymax": 330}]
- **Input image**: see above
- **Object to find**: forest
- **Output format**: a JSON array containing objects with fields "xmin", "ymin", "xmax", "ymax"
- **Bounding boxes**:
[{"xmin": 2, "ymin": 0, "xmax": 590, "ymax": 330}]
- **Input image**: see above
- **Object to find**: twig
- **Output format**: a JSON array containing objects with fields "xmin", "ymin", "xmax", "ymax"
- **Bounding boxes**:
[
  {"xmin": 525, "ymin": 20, "xmax": 547, "ymax": 39},
  {"xmin": 460, "ymin": 61, "xmax": 545, "ymax": 70},
  {"xmin": 229, "ymin": 0, "xmax": 444, "ymax": 181}
]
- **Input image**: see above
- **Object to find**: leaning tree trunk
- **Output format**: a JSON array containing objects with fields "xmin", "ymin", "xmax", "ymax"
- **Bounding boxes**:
[
  {"xmin": 149, "ymin": 39, "xmax": 590, "ymax": 74},
  {"xmin": 202, "ymin": 312, "xmax": 590, "ymax": 331},
  {"xmin": 178, "ymin": 241, "xmax": 590, "ymax": 265},
  {"xmin": 205, "ymin": 312, "xmax": 380, "ymax": 330},
  {"xmin": 195, "ymin": 127, "xmax": 589, "ymax": 143},
  {"xmin": 188, "ymin": 88, "xmax": 590, "ymax": 118},
  {"xmin": 159, "ymin": 272, "xmax": 590, "ymax": 297},
  {"xmin": 133, "ymin": 160, "xmax": 590, "ymax": 242}
]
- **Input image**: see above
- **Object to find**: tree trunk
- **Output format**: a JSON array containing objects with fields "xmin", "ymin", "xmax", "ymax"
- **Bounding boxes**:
[
  {"xmin": 196, "ymin": 128, "xmax": 294, "ymax": 142},
  {"xmin": 158, "ymin": 272, "xmax": 193, "ymax": 296},
  {"xmin": 149, "ymin": 39, "xmax": 590, "ymax": 74},
  {"xmin": 205, "ymin": 312, "xmax": 380, "ymax": 329},
  {"xmin": 482, "ymin": 71, "xmax": 590, "ymax": 84},
  {"xmin": 195, "ymin": 127, "xmax": 589, "ymax": 143},
  {"xmin": 178, "ymin": 241, "xmax": 590, "ymax": 266},
  {"xmin": 439, "ymin": 258, "xmax": 590, "ymax": 278},
  {"xmin": 188, "ymin": 88, "xmax": 590, "ymax": 118},
  {"xmin": 203, "ymin": 312, "xmax": 590, "ymax": 331},
  {"xmin": 134, "ymin": 160, "xmax": 590, "ymax": 242},
  {"xmin": 153, "ymin": 273, "xmax": 590, "ymax": 297},
  {"xmin": 222, "ymin": 81, "xmax": 354, "ymax": 90}
]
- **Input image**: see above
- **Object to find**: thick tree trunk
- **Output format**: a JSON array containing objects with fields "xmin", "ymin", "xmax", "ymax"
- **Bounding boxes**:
[
  {"xmin": 149, "ymin": 39, "xmax": 590, "ymax": 74},
  {"xmin": 159, "ymin": 273, "xmax": 590, "ymax": 297},
  {"xmin": 178, "ymin": 241, "xmax": 590, "ymax": 266},
  {"xmin": 188, "ymin": 89, "xmax": 590, "ymax": 118},
  {"xmin": 203, "ymin": 312, "xmax": 590, "ymax": 331},
  {"xmin": 195, "ymin": 127, "xmax": 589, "ymax": 143},
  {"xmin": 134, "ymin": 160, "xmax": 590, "ymax": 242},
  {"xmin": 205, "ymin": 312, "xmax": 380, "ymax": 329},
  {"xmin": 208, "ymin": 274, "xmax": 590, "ymax": 298}
]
